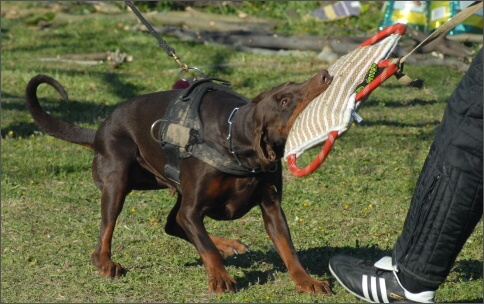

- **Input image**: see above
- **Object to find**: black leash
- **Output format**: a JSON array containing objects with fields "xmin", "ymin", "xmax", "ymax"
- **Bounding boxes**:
[{"xmin": 125, "ymin": 0, "xmax": 205, "ymax": 79}]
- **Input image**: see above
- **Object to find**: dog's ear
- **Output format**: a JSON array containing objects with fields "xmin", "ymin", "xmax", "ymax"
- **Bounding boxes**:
[
  {"xmin": 251, "ymin": 82, "xmax": 290, "ymax": 104},
  {"xmin": 251, "ymin": 91, "xmax": 267, "ymax": 104},
  {"xmin": 253, "ymin": 128, "xmax": 277, "ymax": 171}
]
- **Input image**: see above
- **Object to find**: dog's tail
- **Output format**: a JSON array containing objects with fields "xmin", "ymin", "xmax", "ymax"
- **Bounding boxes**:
[{"xmin": 25, "ymin": 74, "xmax": 96, "ymax": 149}]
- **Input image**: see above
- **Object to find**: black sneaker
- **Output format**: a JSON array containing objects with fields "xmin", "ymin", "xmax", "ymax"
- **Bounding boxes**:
[{"xmin": 329, "ymin": 255, "xmax": 435, "ymax": 303}]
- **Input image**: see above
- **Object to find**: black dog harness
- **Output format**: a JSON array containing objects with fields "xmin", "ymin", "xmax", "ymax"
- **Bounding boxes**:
[{"xmin": 151, "ymin": 78, "xmax": 260, "ymax": 187}]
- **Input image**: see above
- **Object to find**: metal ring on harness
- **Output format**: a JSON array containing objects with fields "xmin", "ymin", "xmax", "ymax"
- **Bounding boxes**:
[
  {"xmin": 150, "ymin": 119, "xmax": 168, "ymax": 143},
  {"xmin": 179, "ymin": 67, "xmax": 207, "ymax": 82}
]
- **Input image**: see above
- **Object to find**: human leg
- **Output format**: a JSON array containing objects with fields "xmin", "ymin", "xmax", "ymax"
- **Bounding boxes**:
[
  {"xmin": 329, "ymin": 48, "xmax": 483, "ymax": 303},
  {"xmin": 393, "ymin": 47, "xmax": 483, "ymax": 292}
]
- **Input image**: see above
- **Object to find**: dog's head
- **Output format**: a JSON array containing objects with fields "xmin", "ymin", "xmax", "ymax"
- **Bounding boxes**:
[{"xmin": 251, "ymin": 70, "xmax": 332, "ymax": 171}]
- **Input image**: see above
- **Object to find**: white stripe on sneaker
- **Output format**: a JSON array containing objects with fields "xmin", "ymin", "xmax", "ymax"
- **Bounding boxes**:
[
  {"xmin": 362, "ymin": 275, "xmax": 371, "ymax": 302},
  {"xmin": 380, "ymin": 277, "xmax": 389, "ymax": 303},
  {"xmin": 371, "ymin": 276, "xmax": 379, "ymax": 302},
  {"xmin": 361, "ymin": 274, "xmax": 391, "ymax": 303}
]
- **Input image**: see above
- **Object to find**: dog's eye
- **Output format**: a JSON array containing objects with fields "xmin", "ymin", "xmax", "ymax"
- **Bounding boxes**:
[{"xmin": 280, "ymin": 97, "xmax": 289, "ymax": 107}]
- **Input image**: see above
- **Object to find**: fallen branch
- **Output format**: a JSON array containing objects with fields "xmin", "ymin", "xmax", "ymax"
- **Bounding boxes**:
[
  {"xmin": 403, "ymin": 53, "xmax": 470, "ymax": 73},
  {"xmin": 39, "ymin": 50, "xmax": 133, "ymax": 68},
  {"xmin": 141, "ymin": 25, "xmax": 474, "ymax": 70},
  {"xmin": 130, "ymin": 6, "xmax": 277, "ymax": 32},
  {"xmin": 38, "ymin": 58, "xmax": 103, "ymax": 65},
  {"xmin": 405, "ymin": 27, "xmax": 475, "ymax": 58},
  {"xmin": 143, "ymin": 25, "xmax": 366, "ymax": 52}
]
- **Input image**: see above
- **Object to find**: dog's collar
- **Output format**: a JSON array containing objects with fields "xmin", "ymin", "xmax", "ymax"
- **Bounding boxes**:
[
  {"xmin": 227, "ymin": 108, "xmax": 248, "ymax": 169},
  {"xmin": 227, "ymin": 107, "xmax": 276, "ymax": 174}
]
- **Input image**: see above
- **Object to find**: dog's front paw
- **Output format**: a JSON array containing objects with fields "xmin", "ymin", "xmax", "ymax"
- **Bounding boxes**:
[
  {"xmin": 295, "ymin": 278, "xmax": 332, "ymax": 295},
  {"xmin": 208, "ymin": 272, "xmax": 238, "ymax": 294}
]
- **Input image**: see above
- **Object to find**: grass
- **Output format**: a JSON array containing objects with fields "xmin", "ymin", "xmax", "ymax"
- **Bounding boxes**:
[{"xmin": 1, "ymin": 1, "xmax": 482, "ymax": 303}]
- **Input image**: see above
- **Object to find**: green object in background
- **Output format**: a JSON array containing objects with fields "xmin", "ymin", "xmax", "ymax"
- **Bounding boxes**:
[
  {"xmin": 381, "ymin": 1, "xmax": 483, "ymax": 42},
  {"xmin": 448, "ymin": 1, "xmax": 483, "ymax": 41},
  {"xmin": 427, "ymin": 1, "xmax": 483, "ymax": 41},
  {"xmin": 428, "ymin": 1, "xmax": 453, "ymax": 32},
  {"xmin": 379, "ymin": 1, "xmax": 428, "ymax": 32}
]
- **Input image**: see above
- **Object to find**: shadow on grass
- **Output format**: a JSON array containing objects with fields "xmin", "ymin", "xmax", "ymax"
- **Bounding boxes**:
[
  {"xmin": 451, "ymin": 259, "xmax": 483, "ymax": 282},
  {"xmin": 364, "ymin": 98, "xmax": 441, "ymax": 108},
  {"xmin": 2, "ymin": 68, "xmax": 147, "ymax": 137},
  {"xmin": 186, "ymin": 245, "xmax": 482, "ymax": 298},
  {"xmin": 2, "ymin": 48, "xmax": 242, "ymax": 138},
  {"xmin": 359, "ymin": 119, "xmax": 441, "ymax": 129},
  {"xmin": 2, "ymin": 95, "xmax": 110, "ymax": 138},
  {"xmin": 184, "ymin": 245, "xmax": 392, "ymax": 291},
  {"xmin": 453, "ymin": 298, "xmax": 484, "ymax": 303}
]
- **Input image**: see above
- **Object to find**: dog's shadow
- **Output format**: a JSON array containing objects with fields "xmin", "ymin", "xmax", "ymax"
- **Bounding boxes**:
[
  {"xmin": 185, "ymin": 245, "xmax": 392, "ymax": 290},
  {"xmin": 185, "ymin": 245, "xmax": 483, "ymax": 293}
]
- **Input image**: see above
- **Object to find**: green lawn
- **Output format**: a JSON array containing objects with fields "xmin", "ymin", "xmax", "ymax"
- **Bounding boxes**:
[{"xmin": 1, "ymin": 2, "xmax": 482, "ymax": 303}]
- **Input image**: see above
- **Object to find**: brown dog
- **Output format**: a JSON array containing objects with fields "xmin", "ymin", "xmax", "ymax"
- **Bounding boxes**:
[{"xmin": 25, "ymin": 71, "xmax": 332, "ymax": 294}]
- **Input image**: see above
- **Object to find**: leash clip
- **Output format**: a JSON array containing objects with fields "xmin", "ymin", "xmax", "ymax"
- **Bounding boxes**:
[
  {"xmin": 178, "ymin": 66, "xmax": 207, "ymax": 82},
  {"xmin": 171, "ymin": 53, "xmax": 189, "ymax": 71}
]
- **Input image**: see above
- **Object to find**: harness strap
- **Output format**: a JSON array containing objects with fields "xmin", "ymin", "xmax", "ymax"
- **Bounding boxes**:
[
  {"xmin": 191, "ymin": 143, "xmax": 262, "ymax": 176},
  {"xmin": 155, "ymin": 78, "xmax": 255, "ymax": 188}
]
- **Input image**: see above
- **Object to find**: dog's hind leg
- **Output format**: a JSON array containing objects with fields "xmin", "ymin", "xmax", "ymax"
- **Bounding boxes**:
[
  {"xmin": 209, "ymin": 235, "xmax": 250, "ymax": 258},
  {"xmin": 165, "ymin": 195, "xmax": 238, "ymax": 293},
  {"xmin": 91, "ymin": 186, "xmax": 127, "ymax": 277},
  {"xmin": 164, "ymin": 195, "xmax": 189, "ymax": 241},
  {"xmin": 90, "ymin": 151, "xmax": 133, "ymax": 277},
  {"xmin": 166, "ymin": 202, "xmax": 249, "ymax": 257}
]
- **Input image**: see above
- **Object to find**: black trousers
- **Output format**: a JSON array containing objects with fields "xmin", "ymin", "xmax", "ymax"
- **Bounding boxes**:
[{"xmin": 392, "ymin": 48, "xmax": 483, "ymax": 290}]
